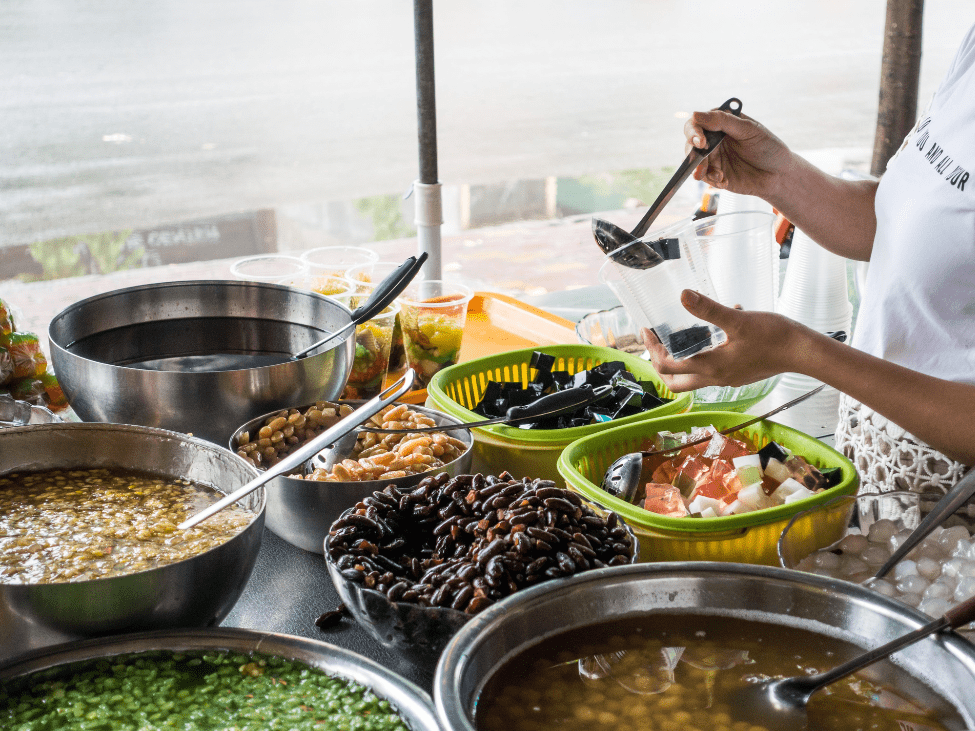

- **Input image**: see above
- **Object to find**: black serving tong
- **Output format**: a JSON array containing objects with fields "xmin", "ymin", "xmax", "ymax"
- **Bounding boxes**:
[
  {"xmin": 593, "ymin": 97, "xmax": 743, "ymax": 268},
  {"xmin": 292, "ymin": 252, "xmax": 428, "ymax": 359},
  {"xmin": 360, "ymin": 384, "xmax": 614, "ymax": 434}
]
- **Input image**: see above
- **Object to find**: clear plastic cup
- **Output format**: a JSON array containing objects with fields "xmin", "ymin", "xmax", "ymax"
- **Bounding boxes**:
[
  {"xmin": 397, "ymin": 280, "xmax": 473, "ymax": 388},
  {"xmin": 342, "ymin": 302, "xmax": 399, "ymax": 400},
  {"xmin": 230, "ymin": 254, "xmax": 308, "ymax": 283},
  {"xmin": 679, "ymin": 210, "xmax": 778, "ymax": 313},
  {"xmin": 599, "ymin": 220, "xmax": 726, "ymax": 361},
  {"xmin": 283, "ymin": 273, "xmax": 355, "ymax": 307},
  {"xmin": 300, "ymin": 246, "xmax": 378, "ymax": 280}
]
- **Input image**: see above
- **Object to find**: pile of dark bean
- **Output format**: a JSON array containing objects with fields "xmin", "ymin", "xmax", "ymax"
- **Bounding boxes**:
[{"xmin": 326, "ymin": 471, "xmax": 634, "ymax": 615}]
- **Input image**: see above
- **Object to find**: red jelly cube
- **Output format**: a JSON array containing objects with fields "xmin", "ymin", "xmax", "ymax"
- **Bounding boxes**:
[
  {"xmin": 651, "ymin": 459, "xmax": 679, "ymax": 485},
  {"xmin": 691, "ymin": 460, "xmax": 738, "ymax": 501},
  {"xmin": 643, "ymin": 484, "xmax": 689, "ymax": 517},
  {"xmin": 673, "ymin": 455, "xmax": 712, "ymax": 498}
]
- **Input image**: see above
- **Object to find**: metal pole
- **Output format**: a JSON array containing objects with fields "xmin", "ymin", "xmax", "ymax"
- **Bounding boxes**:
[{"xmin": 413, "ymin": 0, "xmax": 442, "ymax": 279}]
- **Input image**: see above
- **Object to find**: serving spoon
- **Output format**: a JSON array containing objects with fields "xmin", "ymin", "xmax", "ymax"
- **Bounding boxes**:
[
  {"xmin": 592, "ymin": 97, "xmax": 743, "ymax": 264},
  {"xmin": 727, "ymin": 591, "xmax": 975, "ymax": 730},
  {"xmin": 357, "ymin": 383, "xmax": 613, "ymax": 434},
  {"xmin": 292, "ymin": 253, "xmax": 427, "ymax": 359},
  {"xmin": 178, "ymin": 369, "xmax": 416, "ymax": 529}
]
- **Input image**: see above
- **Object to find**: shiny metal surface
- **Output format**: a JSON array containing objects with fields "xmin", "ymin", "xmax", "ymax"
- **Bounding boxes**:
[
  {"xmin": 0, "ymin": 423, "xmax": 266, "ymax": 663},
  {"xmin": 0, "ymin": 627, "xmax": 441, "ymax": 731},
  {"xmin": 230, "ymin": 401, "xmax": 473, "ymax": 553},
  {"xmin": 48, "ymin": 280, "xmax": 356, "ymax": 445},
  {"xmin": 435, "ymin": 563, "xmax": 975, "ymax": 731}
]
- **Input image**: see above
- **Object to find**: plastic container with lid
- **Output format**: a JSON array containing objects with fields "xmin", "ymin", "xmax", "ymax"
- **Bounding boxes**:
[
  {"xmin": 424, "ymin": 344, "xmax": 693, "ymax": 485},
  {"xmin": 557, "ymin": 410, "xmax": 858, "ymax": 564}
]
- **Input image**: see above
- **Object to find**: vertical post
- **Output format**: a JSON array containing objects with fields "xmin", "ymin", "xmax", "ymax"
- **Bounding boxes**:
[
  {"xmin": 413, "ymin": 0, "xmax": 443, "ymax": 280},
  {"xmin": 871, "ymin": 0, "xmax": 924, "ymax": 177}
]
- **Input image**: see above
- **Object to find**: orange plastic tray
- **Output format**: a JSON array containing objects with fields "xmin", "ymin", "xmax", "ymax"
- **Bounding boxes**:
[{"xmin": 387, "ymin": 291, "xmax": 578, "ymax": 404}]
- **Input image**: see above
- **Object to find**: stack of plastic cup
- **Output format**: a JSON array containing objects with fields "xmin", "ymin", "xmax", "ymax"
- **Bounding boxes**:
[
  {"xmin": 759, "ymin": 226, "xmax": 852, "ymax": 434},
  {"xmin": 715, "ymin": 189, "xmax": 774, "ymax": 216},
  {"xmin": 776, "ymin": 227, "xmax": 852, "ymax": 334}
]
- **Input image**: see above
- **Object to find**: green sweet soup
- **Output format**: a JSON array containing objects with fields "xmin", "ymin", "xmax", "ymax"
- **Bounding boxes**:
[{"xmin": 0, "ymin": 650, "xmax": 412, "ymax": 731}]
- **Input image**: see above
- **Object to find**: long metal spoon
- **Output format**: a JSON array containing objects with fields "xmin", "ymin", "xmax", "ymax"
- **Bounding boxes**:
[
  {"xmin": 727, "ymin": 591, "xmax": 975, "ymax": 731},
  {"xmin": 592, "ymin": 97, "xmax": 743, "ymax": 263},
  {"xmin": 601, "ymin": 384, "xmax": 826, "ymax": 502},
  {"xmin": 871, "ymin": 467, "xmax": 975, "ymax": 580},
  {"xmin": 291, "ymin": 253, "xmax": 427, "ymax": 359},
  {"xmin": 358, "ymin": 383, "xmax": 613, "ymax": 434},
  {"xmin": 178, "ymin": 369, "xmax": 416, "ymax": 529}
]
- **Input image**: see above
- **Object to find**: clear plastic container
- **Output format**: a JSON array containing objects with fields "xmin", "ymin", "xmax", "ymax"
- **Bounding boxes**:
[{"xmin": 599, "ymin": 220, "xmax": 726, "ymax": 361}]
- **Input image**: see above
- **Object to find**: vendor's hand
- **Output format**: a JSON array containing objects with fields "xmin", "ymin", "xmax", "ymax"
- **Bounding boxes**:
[
  {"xmin": 643, "ymin": 290, "xmax": 805, "ymax": 393},
  {"xmin": 684, "ymin": 109, "xmax": 792, "ymax": 200}
]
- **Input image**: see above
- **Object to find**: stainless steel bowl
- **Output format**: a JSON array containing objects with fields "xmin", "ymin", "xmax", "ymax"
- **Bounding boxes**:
[
  {"xmin": 326, "ymin": 497, "xmax": 639, "ymax": 676},
  {"xmin": 0, "ymin": 423, "xmax": 265, "ymax": 663},
  {"xmin": 230, "ymin": 401, "xmax": 474, "ymax": 553},
  {"xmin": 0, "ymin": 627, "xmax": 441, "ymax": 731},
  {"xmin": 435, "ymin": 563, "xmax": 975, "ymax": 731},
  {"xmin": 48, "ymin": 280, "xmax": 356, "ymax": 445}
]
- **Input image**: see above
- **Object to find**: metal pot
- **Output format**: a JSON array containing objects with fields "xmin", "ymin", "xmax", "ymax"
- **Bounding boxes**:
[
  {"xmin": 0, "ymin": 423, "xmax": 265, "ymax": 663},
  {"xmin": 48, "ymin": 280, "xmax": 356, "ymax": 445},
  {"xmin": 435, "ymin": 563, "xmax": 975, "ymax": 731},
  {"xmin": 0, "ymin": 627, "xmax": 441, "ymax": 731},
  {"xmin": 230, "ymin": 401, "xmax": 474, "ymax": 553}
]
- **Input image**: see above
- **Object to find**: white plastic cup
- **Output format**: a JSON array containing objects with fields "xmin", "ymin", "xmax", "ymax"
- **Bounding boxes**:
[
  {"xmin": 777, "ymin": 228, "xmax": 851, "ymax": 329},
  {"xmin": 230, "ymin": 254, "xmax": 308, "ymax": 283}
]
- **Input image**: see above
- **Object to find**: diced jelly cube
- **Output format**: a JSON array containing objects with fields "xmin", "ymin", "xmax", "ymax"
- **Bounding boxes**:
[
  {"xmin": 688, "ymin": 495, "xmax": 722, "ymax": 515},
  {"xmin": 718, "ymin": 436, "xmax": 751, "ymax": 461},
  {"xmin": 761, "ymin": 474, "xmax": 780, "ymax": 496},
  {"xmin": 700, "ymin": 506, "xmax": 719, "ymax": 518},
  {"xmin": 732, "ymin": 453, "xmax": 763, "ymax": 473},
  {"xmin": 673, "ymin": 455, "xmax": 712, "ymax": 498},
  {"xmin": 733, "ymin": 464, "xmax": 763, "ymax": 490},
  {"xmin": 651, "ymin": 459, "xmax": 679, "ymax": 485},
  {"xmin": 770, "ymin": 477, "xmax": 805, "ymax": 504},
  {"xmin": 652, "ymin": 430, "xmax": 685, "ymax": 452},
  {"xmin": 783, "ymin": 485, "xmax": 817, "ymax": 504},
  {"xmin": 690, "ymin": 461, "xmax": 737, "ymax": 502},
  {"xmin": 764, "ymin": 458, "xmax": 792, "ymax": 484},
  {"xmin": 702, "ymin": 432, "xmax": 728, "ymax": 459},
  {"xmin": 721, "ymin": 499, "xmax": 749, "ymax": 516},
  {"xmin": 643, "ymin": 484, "xmax": 689, "ymax": 517},
  {"xmin": 737, "ymin": 483, "xmax": 772, "ymax": 510},
  {"xmin": 784, "ymin": 455, "xmax": 828, "ymax": 490}
]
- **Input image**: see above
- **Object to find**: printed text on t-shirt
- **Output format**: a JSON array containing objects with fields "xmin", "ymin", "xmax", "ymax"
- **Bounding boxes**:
[{"xmin": 914, "ymin": 117, "xmax": 969, "ymax": 191}]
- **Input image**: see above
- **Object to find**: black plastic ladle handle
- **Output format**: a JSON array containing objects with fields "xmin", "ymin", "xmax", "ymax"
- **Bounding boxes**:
[
  {"xmin": 360, "ymin": 384, "xmax": 614, "ymax": 433},
  {"xmin": 292, "ymin": 252, "xmax": 428, "ymax": 359},
  {"xmin": 630, "ymin": 97, "xmax": 743, "ymax": 239}
]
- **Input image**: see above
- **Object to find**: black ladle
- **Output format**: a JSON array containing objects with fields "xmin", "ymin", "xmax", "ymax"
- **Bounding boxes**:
[
  {"xmin": 292, "ymin": 252, "xmax": 428, "ymax": 359},
  {"xmin": 359, "ymin": 384, "xmax": 614, "ymax": 434},
  {"xmin": 593, "ymin": 97, "xmax": 743, "ymax": 267}
]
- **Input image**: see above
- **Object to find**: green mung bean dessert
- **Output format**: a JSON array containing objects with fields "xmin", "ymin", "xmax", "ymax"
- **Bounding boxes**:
[
  {"xmin": 0, "ymin": 650, "xmax": 412, "ymax": 731},
  {"xmin": 0, "ymin": 467, "xmax": 254, "ymax": 584}
]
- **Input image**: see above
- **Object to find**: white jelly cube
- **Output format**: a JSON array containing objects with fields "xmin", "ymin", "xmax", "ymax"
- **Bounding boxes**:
[
  {"xmin": 737, "ymin": 483, "xmax": 770, "ymax": 509},
  {"xmin": 688, "ymin": 496, "xmax": 722, "ymax": 515},
  {"xmin": 700, "ymin": 507, "xmax": 718, "ymax": 518},
  {"xmin": 783, "ymin": 486, "xmax": 816, "ymax": 503},
  {"xmin": 770, "ymin": 477, "xmax": 805, "ymax": 504},
  {"xmin": 764, "ymin": 458, "xmax": 792, "ymax": 484},
  {"xmin": 732, "ymin": 454, "xmax": 763, "ymax": 474}
]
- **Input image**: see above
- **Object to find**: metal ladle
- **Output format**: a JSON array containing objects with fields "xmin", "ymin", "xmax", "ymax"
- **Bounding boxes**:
[
  {"xmin": 727, "ymin": 591, "xmax": 975, "ymax": 730},
  {"xmin": 592, "ymin": 97, "xmax": 743, "ymax": 264},
  {"xmin": 178, "ymin": 369, "xmax": 416, "ymax": 529}
]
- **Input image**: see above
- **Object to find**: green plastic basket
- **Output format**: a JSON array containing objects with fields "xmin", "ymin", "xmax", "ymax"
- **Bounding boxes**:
[
  {"xmin": 424, "ymin": 344, "xmax": 693, "ymax": 484},
  {"xmin": 557, "ymin": 410, "xmax": 859, "ymax": 565}
]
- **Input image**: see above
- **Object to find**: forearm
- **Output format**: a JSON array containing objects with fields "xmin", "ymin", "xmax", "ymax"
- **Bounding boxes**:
[
  {"xmin": 764, "ymin": 153, "xmax": 879, "ymax": 262},
  {"xmin": 791, "ymin": 326, "xmax": 975, "ymax": 465}
]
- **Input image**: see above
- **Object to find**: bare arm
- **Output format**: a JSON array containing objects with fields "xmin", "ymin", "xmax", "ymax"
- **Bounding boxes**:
[
  {"xmin": 645, "ymin": 292, "xmax": 975, "ymax": 465},
  {"xmin": 685, "ymin": 110, "xmax": 879, "ymax": 262}
]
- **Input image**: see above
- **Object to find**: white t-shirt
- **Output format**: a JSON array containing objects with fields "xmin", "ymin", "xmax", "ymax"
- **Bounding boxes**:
[{"xmin": 852, "ymin": 23, "xmax": 975, "ymax": 385}]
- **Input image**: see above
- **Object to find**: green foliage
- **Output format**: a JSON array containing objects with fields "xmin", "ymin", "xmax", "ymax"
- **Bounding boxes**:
[
  {"xmin": 26, "ymin": 230, "xmax": 144, "ymax": 281},
  {"xmin": 355, "ymin": 194, "xmax": 415, "ymax": 241}
]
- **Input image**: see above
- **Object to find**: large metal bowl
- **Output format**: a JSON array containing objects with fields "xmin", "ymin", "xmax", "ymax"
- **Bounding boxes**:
[
  {"xmin": 230, "ymin": 401, "xmax": 474, "ymax": 553},
  {"xmin": 48, "ymin": 280, "xmax": 356, "ymax": 445},
  {"xmin": 0, "ymin": 423, "xmax": 266, "ymax": 663},
  {"xmin": 436, "ymin": 563, "xmax": 975, "ymax": 731},
  {"xmin": 0, "ymin": 627, "xmax": 441, "ymax": 731}
]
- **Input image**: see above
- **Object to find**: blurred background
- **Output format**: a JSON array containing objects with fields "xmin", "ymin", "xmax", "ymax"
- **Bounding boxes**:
[{"xmin": 0, "ymin": 0, "xmax": 964, "ymax": 298}]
